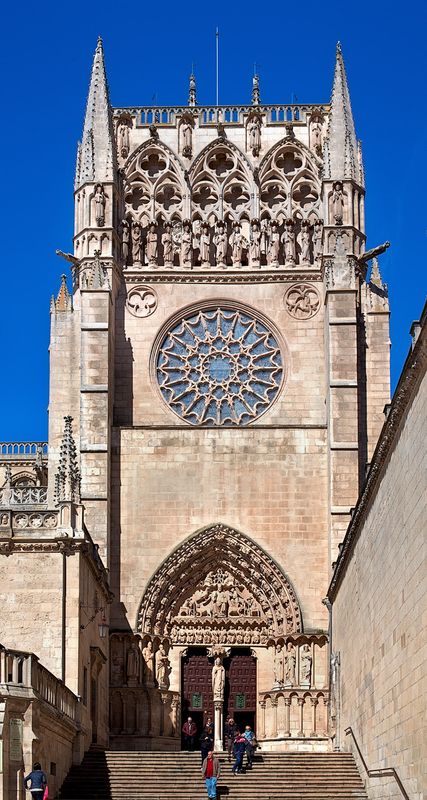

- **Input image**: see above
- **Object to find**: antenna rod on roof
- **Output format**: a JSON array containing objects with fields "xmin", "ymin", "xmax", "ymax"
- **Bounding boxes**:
[{"xmin": 216, "ymin": 27, "xmax": 219, "ymax": 106}]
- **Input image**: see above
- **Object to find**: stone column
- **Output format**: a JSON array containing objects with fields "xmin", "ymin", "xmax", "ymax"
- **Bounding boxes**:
[
  {"xmin": 270, "ymin": 697, "xmax": 278, "ymax": 739},
  {"xmin": 297, "ymin": 697, "xmax": 305, "ymax": 737},
  {"xmin": 284, "ymin": 697, "xmax": 291, "ymax": 737},
  {"xmin": 258, "ymin": 700, "xmax": 266, "ymax": 739},
  {"xmin": 310, "ymin": 696, "xmax": 318, "ymax": 737},
  {"xmin": 214, "ymin": 700, "xmax": 223, "ymax": 751}
]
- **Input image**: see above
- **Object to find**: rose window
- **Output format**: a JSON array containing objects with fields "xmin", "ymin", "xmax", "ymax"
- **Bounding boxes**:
[{"xmin": 156, "ymin": 307, "xmax": 283, "ymax": 425}]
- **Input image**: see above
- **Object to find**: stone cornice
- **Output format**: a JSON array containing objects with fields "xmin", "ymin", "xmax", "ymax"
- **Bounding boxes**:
[
  {"xmin": 122, "ymin": 269, "xmax": 323, "ymax": 285},
  {"xmin": 327, "ymin": 309, "xmax": 427, "ymax": 600}
]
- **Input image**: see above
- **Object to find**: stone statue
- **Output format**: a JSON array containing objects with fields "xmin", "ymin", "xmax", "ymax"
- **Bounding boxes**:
[
  {"xmin": 267, "ymin": 221, "xmax": 280, "ymax": 266},
  {"xmin": 131, "ymin": 221, "xmax": 142, "ymax": 264},
  {"xmin": 230, "ymin": 222, "xmax": 244, "ymax": 267},
  {"xmin": 250, "ymin": 220, "xmax": 261, "ymax": 266},
  {"xmin": 310, "ymin": 117, "xmax": 322, "ymax": 153},
  {"xmin": 300, "ymin": 644, "xmax": 312, "ymax": 684},
  {"xmin": 180, "ymin": 221, "xmax": 192, "ymax": 267},
  {"xmin": 284, "ymin": 642, "xmax": 296, "ymax": 686},
  {"xmin": 126, "ymin": 641, "xmax": 140, "ymax": 686},
  {"xmin": 162, "ymin": 223, "xmax": 174, "ymax": 266},
  {"xmin": 121, "ymin": 219, "xmax": 130, "ymax": 263},
  {"xmin": 142, "ymin": 640, "xmax": 155, "ymax": 686},
  {"xmin": 332, "ymin": 182, "xmax": 344, "ymax": 225},
  {"xmin": 283, "ymin": 219, "xmax": 296, "ymax": 264},
  {"xmin": 181, "ymin": 119, "xmax": 193, "ymax": 156},
  {"xmin": 200, "ymin": 222, "xmax": 211, "ymax": 265},
  {"xmin": 273, "ymin": 644, "xmax": 284, "ymax": 687},
  {"xmin": 117, "ymin": 121, "xmax": 130, "ymax": 159},
  {"xmin": 156, "ymin": 644, "xmax": 171, "ymax": 690},
  {"xmin": 146, "ymin": 221, "xmax": 158, "ymax": 265},
  {"xmin": 212, "ymin": 656, "xmax": 225, "ymax": 701},
  {"xmin": 313, "ymin": 219, "xmax": 323, "ymax": 262},
  {"xmin": 214, "ymin": 222, "xmax": 227, "ymax": 266},
  {"xmin": 300, "ymin": 221, "xmax": 311, "ymax": 263},
  {"xmin": 94, "ymin": 184, "xmax": 106, "ymax": 227},
  {"xmin": 248, "ymin": 116, "xmax": 261, "ymax": 155}
]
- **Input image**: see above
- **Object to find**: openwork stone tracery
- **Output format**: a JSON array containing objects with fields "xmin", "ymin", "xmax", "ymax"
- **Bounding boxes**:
[
  {"xmin": 155, "ymin": 305, "xmax": 284, "ymax": 425},
  {"xmin": 137, "ymin": 524, "xmax": 302, "ymax": 645}
]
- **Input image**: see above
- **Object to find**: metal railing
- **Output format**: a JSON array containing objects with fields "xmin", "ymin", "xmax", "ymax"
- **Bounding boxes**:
[{"xmin": 345, "ymin": 727, "xmax": 409, "ymax": 800}]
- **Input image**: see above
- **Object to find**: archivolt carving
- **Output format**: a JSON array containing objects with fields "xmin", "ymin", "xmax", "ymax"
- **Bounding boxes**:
[{"xmin": 137, "ymin": 524, "xmax": 302, "ymax": 645}]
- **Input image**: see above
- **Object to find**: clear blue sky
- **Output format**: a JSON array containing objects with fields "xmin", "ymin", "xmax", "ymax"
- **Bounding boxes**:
[{"xmin": 1, "ymin": 0, "xmax": 426, "ymax": 440}]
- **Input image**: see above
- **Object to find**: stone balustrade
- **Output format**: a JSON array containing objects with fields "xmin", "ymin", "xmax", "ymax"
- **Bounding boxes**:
[
  {"xmin": 0, "ymin": 442, "xmax": 48, "ymax": 458},
  {"xmin": 259, "ymin": 689, "xmax": 329, "ymax": 742},
  {"xmin": 0, "ymin": 486, "xmax": 48, "ymax": 506},
  {"xmin": 113, "ymin": 103, "xmax": 330, "ymax": 128},
  {"xmin": 0, "ymin": 644, "xmax": 79, "ymax": 723}
]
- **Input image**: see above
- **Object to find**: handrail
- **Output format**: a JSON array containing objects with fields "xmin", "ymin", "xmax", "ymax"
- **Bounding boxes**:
[{"xmin": 345, "ymin": 727, "xmax": 409, "ymax": 800}]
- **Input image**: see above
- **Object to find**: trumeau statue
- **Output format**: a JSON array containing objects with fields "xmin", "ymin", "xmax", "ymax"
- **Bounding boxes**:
[
  {"xmin": 267, "ymin": 221, "xmax": 280, "ymax": 266},
  {"xmin": 300, "ymin": 221, "xmax": 311, "ymax": 263},
  {"xmin": 131, "ymin": 221, "xmax": 142, "ymax": 264},
  {"xmin": 212, "ymin": 656, "xmax": 225, "ymax": 701},
  {"xmin": 162, "ymin": 223, "xmax": 173, "ymax": 266},
  {"xmin": 214, "ymin": 222, "xmax": 227, "ymax": 265},
  {"xmin": 332, "ymin": 181, "xmax": 344, "ymax": 225},
  {"xmin": 181, "ymin": 221, "xmax": 193, "ymax": 267},
  {"xmin": 121, "ymin": 219, "xmax": 130, "ymax": 263},
  {"xmin": 146, "ymin": 221, "xmax": 158, "ymax": 265},
  {"xmin": 250, "ymin": 220, "xmax": 261, "ymax": 266},
  {"xmin": 283, "ymin": 219, "xmax": 296, "ymax": 264},
  {"xmin": 94, "ymin": 184, "xmax": 106, "ymax": 227}
]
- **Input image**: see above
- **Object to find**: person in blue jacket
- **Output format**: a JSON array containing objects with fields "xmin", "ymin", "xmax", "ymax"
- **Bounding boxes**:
[
  {"xmin": 231, "ymin": 731, "xmax": 246, "ymax": 774},
  {"xmin": 24, "ymin": 762, "xmax": 47, "ymax": 797}
]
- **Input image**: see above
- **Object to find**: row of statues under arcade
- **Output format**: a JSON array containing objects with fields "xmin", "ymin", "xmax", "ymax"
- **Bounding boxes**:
[{"xmin": 121, "ymin": 216, "xmax": 325, "ymax": 269}]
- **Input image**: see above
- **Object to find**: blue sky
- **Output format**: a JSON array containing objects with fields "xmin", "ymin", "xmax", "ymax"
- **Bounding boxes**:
[{"xmin": 1, "ymin": 0, "xmax": 426, "ymax": 440}]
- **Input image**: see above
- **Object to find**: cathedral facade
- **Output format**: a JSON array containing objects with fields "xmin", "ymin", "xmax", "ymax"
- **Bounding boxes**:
[{"xmin": 1, "ymin": 39, "xmax": 408, "ymax": 799}]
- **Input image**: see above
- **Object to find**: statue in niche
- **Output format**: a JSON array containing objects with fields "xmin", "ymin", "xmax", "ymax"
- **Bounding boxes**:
[
  {"xmin": 146, "ymin": 221, "xmax": 158, "ymax": 265},
  {"xmin": 300, "ymin": 221, "xmax": 311, "ymax": 263},
  {"xmin": 247, "ymin": 115, "xmax": 261, "ymax": 156},
  {"xmin": 94, "ymin": 184, "xmax": 106, "ymax": 227},
  {"xmin": 273, "ymin": 644, "xmax": 285, "ymax": 687},
  {"xmin": 310, "ymin": 116, "xmax": 322, "ymax": 154},
  {"xmin": 131, "ymin": 221, "xmax": 142, "ymax": 264},
  {"xmin": 180, "ymin": 220, "xmax": 193, "ymax": 267},
  {"xmin": 313, "ymin": 219, "xmax": 323, "ymax": 262},
  {"xmin": 250, "ymin": 219, "xmax": 261, "ymax": 266},
  {"xmin": 156, "ymin": 644, "xmax": 172, "ymax": 690},
  {"xmin": 212, "ymin": 657, "xmax": 225, "ymax": 701},
  {"xmin": 332, "ymin": 181, "xmax": 344, "ymax": 225},
  {"xmin": 126, "ymin": 641, "xmax": 140, "ymax": 686},
  {"xmin": 142, "ymin": 640, "xmax": 155, "ymax": 686},
  {"xmin": 111, "ymin": 654, "xmax": 124, "ymax": 686},
  {"xmin": 121, "ymin": 219, "xmax": 130, "ymax": 263},
  {"xmin": 214, "ymin": 221, "xmax": 227, "ymax": 265},
  {"xmin": 117, "ymin": 120, "xmax": 130, "ymax": 159},
  {"xmin": 284, "ymin": 642, "xmax": 296, "ymax": 686},
  {"xmin": 300, "ymin": 644, "xmax": 312, "ymax": 684},
  {"xmin": 162, "ymin": 222, "xmax": 174, "ymax": 266},
  {"xmin": 200, "ymin": 222, "xmax": 211, "ymax": 266},
  {"xmin": 267, "ymin": 221, "xmax": 281, "ymax": 266},
  {"xmin": 180, "ymin": 118, "xmax": 193, "ymax": 157},
  {"xmin": 230, "ymin": 221, "xmax": 245, "ymax": 267},
  {"xmin": 283, "ymin": 219, "xmax": 296, "ymax": 264}
]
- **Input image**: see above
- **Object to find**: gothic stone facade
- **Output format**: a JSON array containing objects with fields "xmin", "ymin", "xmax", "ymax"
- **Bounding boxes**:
[{"xmin": 0, "ymin": 39, "xmax": 395, "ymax": 796}]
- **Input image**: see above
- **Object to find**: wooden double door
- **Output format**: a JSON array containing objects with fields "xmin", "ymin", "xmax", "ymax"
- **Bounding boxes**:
[{"xmin": 181, "ymin": 647, "xmax": 256, "ymax": 745}]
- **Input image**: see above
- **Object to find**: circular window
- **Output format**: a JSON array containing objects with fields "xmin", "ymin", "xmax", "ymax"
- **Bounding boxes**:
[{"xmin": 155, "ymin": 306, "xmax": 284, "ymax": 425}]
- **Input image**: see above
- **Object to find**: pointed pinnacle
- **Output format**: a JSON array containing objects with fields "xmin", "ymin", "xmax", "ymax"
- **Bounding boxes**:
[
  {"xmin": 336, "ymin": 41, "xmax": 342, "ymax": 55},
  {"xmin": 325, "ymin": 41, "xmax": 357, "ymax": 181}
]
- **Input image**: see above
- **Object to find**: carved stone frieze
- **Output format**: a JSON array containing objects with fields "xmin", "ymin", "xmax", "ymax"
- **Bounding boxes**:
[
  {"xmin": 284, "ymin": 284, "xmax": 321, "ymax": 320},
  {"xmin": 123, "ymin": 270, "xmax": 322, "ymax": 285},
  {"xmin": 137, "ymin": 524, "xmax": 302, "ymax": 644},
  {"xmin": 126, "ymin": 286, "xmax": 158, "ymax": 318}
]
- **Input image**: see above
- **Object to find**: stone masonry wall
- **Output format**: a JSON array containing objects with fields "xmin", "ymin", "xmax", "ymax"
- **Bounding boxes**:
[{"xmin": 332, "ymin": 365, "xmax": 426, "ymax": 800}]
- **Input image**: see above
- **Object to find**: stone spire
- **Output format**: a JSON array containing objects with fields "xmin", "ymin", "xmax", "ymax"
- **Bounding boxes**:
[
  {"xmin": 75, "ymin": 37, "xmax": 116, "ymax": 190},
  {"xmin": 357, "ymin": 139, "xmax": 365, "ymax": 188},
  {"xmin": 366, "ymin": 258, "xmax": 389, "ymax": 311},
  {"xmin": 252, "ymin": 73, "xmax": 260, "ymax": 106},
  {"xmin": 51, "ymin": 274, "xmax": 72, "ymax": 313},
  {"xmin": 324, "ymin": 42, "xmax": 358, "ymax": 181},
  {"xmin": 188, "ymin": 70, "xmax": 197, "ymax": 106},
  {"xmin": 54, "ymin": 416, "xmax": 81, "ymax": 504}
]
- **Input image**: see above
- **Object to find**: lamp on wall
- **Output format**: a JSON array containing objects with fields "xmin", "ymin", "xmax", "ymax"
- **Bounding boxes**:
[{"xmin": 80, "ymin": 604, "xmax": 109, "ymax": 638}]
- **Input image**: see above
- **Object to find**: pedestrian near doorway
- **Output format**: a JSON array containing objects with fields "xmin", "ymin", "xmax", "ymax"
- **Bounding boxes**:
[
  {"xmin": 24, "ymin": 763, "xmax": 47, "ymax": 799},
  {"xmin": 243, "ymin": 724, "xmax": 256, "ymax": 768},
  {"xmin": 200, "ymin": 725, "xmax": 214, "ymax": 764},
  {"xmin": 201, "ymin": 750, "xmax": 220, "ymax": 799},
  {"xmin": 231, "ymin": 731, "xmax": 246, "ymax": 774},
  {"xmin": 182, "ymin": 716, "xmax": 197, "ymax": 750},
  {"xmin": 224, "ymin": 717, "xmax": 236, "ymax": 762}
]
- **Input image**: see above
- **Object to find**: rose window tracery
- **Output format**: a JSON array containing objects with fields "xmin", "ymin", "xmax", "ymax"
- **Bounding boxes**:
[{"xmin": 156, "ymin": 306, "xmax": 284, "ymax": 425}]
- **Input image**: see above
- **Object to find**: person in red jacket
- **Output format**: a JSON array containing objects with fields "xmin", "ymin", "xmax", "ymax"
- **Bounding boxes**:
[
  {"xmin": 201, "ymin": 750, "xmax": 220, "ymax": 799},
  {"xmin": 182, "ymin": 716, "xmax": 197, "ymax": 750}
]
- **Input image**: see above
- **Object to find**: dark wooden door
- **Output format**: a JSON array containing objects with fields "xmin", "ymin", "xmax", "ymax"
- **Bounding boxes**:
[
  {"xmin": 181, "ymin": 648, "xmax": 214, "ymax": 742},
  {"xmin": 226, "ymin": 650, "xmax": 256, "ymax": 733}
]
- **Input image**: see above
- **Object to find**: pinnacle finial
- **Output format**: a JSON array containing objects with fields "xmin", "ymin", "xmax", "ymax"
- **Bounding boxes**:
[
  {"xmin": 324, "ymin": 41, "xmax": 358, "ymax": 181},
  {"xmin": 188, "ymin": 70, "xmax": 197, "ymax": 106},
  {"xmin": 252, "ymin": 73, "xmax": 260, "ymax": 106},
  {"xmin": 54, "ymin": 416, "xmax": 81, "ymax": 505},
  {"xmin": 336, "ymin": 41, "xmax": 342, "ymax": 55},
  {"xmin": 54, "ymin": 273, "xmax": 72, "ymax": 313}
]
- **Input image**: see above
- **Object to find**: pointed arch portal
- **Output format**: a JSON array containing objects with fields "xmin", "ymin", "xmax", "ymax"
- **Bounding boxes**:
[{"xmin": 137, "ymin": 523, "xmax": 302, "ymax": 646}]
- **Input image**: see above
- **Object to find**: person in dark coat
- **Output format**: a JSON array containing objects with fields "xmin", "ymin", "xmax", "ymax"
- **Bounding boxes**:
[
  {"xmin": 200, "ymin": 725, "xmax": 214, "ymax": 764},
  {"xmin": 231, "ymin": 731, "xmax": 246, "ymax": 774},
  {"xmin": 182, "ymin": 716, "xmax": 197, "ymax": 750},
  {"xmin": 24, "ymin": 763, "xmax": 47, "ymax": 798}
]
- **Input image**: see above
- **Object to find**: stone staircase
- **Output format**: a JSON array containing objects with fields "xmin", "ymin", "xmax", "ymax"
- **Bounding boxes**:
[{"xmin": 60, "ymin": 750, "xmax": 367, "ymax": 800}]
